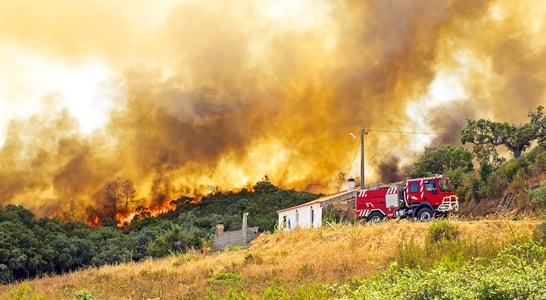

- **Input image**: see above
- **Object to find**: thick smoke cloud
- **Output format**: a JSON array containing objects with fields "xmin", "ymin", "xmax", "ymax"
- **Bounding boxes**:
[{"xmin": 0, "ymin": 0, "xmax": 545, "ymax": 220}]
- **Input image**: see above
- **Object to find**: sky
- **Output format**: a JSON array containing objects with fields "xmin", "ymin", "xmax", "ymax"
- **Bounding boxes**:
[{"xmin": 0, "ymin": 0, "xmax": 545, "ymax": 221}]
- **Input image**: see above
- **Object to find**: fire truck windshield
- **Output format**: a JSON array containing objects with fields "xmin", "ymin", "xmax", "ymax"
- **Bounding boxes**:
[{"xmin": 438, "ymin": 178, "xmax": 453, "ymax": 192}]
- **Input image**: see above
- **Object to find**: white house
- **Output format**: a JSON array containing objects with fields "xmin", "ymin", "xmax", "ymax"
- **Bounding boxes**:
[{"xmin": 276, "ymin": 188, "xmax": 357, "ymax": 231}]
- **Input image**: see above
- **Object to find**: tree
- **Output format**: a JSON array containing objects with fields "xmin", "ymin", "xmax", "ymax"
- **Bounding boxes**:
[
  {"xmin": 408, "ymin": 145, "xmax": 473, "ymax": 178},
  {"xmin": 253, "ymin": 175, "xmax": 278, "ymax": 193},
  {"xmin": 461, "ymin": 106, "xmax": 546, "ymax": 159},
  {"xmin": 103, "ymin": 180, "xmax": 120, "ymax": 220},
  {"xmin": 0, "ymin": 204, "xmax": 35, "ymax": 226},
  {"xmin": 103, "ymin": 177, "xmax": 136, "ymax": 219},
  {"xmin": 120, "ymin": 179, "xmax": 136, "ymax": 213},
  {"xmin": 146, "ymin": 225, "xmax": 202, "ymax": 257}
]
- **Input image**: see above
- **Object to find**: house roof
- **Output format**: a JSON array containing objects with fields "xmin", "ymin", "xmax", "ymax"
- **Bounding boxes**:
[{"xmin": 276, "ymin": 189, "xmax": 357, "ymax": 213}]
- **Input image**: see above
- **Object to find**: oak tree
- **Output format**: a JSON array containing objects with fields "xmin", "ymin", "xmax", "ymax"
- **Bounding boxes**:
[{"xmin": 461, "ymin": 106, "xmax": 546, "ymax": 159}]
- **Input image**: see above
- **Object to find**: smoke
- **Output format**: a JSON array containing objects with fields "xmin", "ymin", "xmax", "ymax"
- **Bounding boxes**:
[{"xmin": 0, "ymin": 0, "xmax": 545, "ymax": 220}]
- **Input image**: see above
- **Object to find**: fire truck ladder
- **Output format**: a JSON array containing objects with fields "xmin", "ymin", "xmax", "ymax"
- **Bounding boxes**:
[{"xmin": 495, "ymin": 192, "xmax": 513, "ymax": 217}]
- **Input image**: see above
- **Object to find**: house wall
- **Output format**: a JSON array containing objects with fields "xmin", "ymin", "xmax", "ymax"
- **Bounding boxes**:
[{"xmin": 277, "ymin": 204, "xmax": 322, "ymax": 231}]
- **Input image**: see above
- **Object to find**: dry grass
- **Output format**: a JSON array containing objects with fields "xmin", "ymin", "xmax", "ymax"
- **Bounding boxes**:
[{"xmin": 0, "ymin": 219, "xmax": 539, "ymax": 299}]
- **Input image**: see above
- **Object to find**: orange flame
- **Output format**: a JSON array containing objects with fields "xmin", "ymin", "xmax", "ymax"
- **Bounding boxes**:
[
  {"xmin": 115, "ymin": 199, "xmax": 177, "ymax": 227},
  {"xmin": 86, "ymin": 215, "xmax": 100, "ymax": 227}
]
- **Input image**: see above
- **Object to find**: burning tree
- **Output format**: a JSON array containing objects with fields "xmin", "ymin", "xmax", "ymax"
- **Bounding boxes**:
[
  {"xmin": 103, "ymin": 178, "xmax": 136, "ymax": 220},
  {"xmin": 120, "ymin": 178, "xmax": 136, "ymax": 213}
]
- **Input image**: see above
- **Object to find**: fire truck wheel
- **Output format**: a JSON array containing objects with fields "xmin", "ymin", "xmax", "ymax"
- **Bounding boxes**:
[
  {"xmin": 417, "ymin": 207, "xmax": 434, "ymax": 222},
  {"xmin": 367, "ymin": 212, "xmax": 385, "ymax": 224}
]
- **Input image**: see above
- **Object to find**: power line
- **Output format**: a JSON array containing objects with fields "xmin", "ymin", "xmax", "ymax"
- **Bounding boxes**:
[{"xmin": 367, "ymin": 129, "xmax": 437, "ymax": 135}]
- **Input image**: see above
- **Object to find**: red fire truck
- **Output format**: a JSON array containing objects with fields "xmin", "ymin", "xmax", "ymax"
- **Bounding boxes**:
[{"xmin": 355, "ymin": 176, "xmax": 459, "ymax": 222}]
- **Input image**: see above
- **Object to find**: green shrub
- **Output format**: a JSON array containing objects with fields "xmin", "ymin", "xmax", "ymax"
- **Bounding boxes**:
[
  {"xmin": 206, "ymin": 272, "xmax": 242, "ymax": 286},
  {"xmin": 74, "ymin": 290, "xmax": 94, "ymax": 300},
  {"xmin": 327, "ymin": 242, "xmax": 546, "ymax": 299},
  {"xmin": 500, "ymin": 157, "xmax": 530, "ymax": 181},
  {"xmin": 528, "ymin": 183, "xmax": 546, "ymax": 207},
  {"xmin": 485, "ymin": 173, "xmax": 508, "ymax": 199},
  {"xmin": 261, "ymin": 286, "xmax": 289, "ymax": 300},
  {"xmin": 8, "ymin": 283, "xmax": 45, "ymax": 300},
  {"xmin": 426, "ymin": 220, "xmax": 460, "ymax": 244},
  {"xmin": 394, "ymin": 239, "xmax": 426, "ymax": 269}
]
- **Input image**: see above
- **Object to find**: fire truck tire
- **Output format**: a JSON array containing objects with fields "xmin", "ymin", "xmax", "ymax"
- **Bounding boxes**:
[
  {"xmin": 367, "ymin": 211, "xmax": 385, "ymax": 224},
  {"xmin": 417, "ymin": 207, "xmax": 434, "ymax": 222}
]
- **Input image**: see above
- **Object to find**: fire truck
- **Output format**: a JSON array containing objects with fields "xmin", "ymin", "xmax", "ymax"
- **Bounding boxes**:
[{"xmin": 355, "ymin": 176, "xmax": 459, "ymax": 222}]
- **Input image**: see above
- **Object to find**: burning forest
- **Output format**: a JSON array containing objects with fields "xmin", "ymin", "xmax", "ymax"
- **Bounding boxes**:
[{"xmin": 0, "ymin": 0, "xmax": 545, "ymax": 222}]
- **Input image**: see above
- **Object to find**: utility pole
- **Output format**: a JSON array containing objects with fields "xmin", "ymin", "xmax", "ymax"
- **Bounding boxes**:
[{"xmin": 360, "ymin": 128, "xmax": 368, "ymax": 189}]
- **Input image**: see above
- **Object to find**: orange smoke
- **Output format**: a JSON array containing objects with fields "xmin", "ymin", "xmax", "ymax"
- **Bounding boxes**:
[{"xmin": 0, "ymin": 1, "xmax": 545, "ymax": 221}]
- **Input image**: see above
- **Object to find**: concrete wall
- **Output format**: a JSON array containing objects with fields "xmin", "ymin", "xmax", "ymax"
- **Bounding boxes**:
[
  {"xmin": 213, "ymin": 212, "xmax": 258, "ymax": 250},
  {"xmin": 212, "ymin": 227, "xmax": 258, "ymax": 250}
]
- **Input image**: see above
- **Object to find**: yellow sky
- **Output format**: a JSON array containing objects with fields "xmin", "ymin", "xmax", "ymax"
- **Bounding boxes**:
[{"xmin": 0, "ymin": 0, "xmax": 545, "ymax": 220}]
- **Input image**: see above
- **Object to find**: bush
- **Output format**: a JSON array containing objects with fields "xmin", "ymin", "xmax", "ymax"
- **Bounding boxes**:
[
  {"xmin": 528, "ymin": 183, "xmax": 546, "ymax": 207},
  {"xmin": 328, "ymin": 242, "xmax": 546, "ymax": 299},
  {"xmin": 426, "ymin": 220, "xmax": 460, "ymax": 244},
  {"xmin": 206, "ymin": 273, "xmax": 242, "ymax": 286},
  {"xmin": 500, "ymin": 158, "xmax": 530, "ymax": 181},
  {"xmin": 8, "ymin": 283, "xmax": 45, "ymax": 300},
  {"xmin": 74, "ymin": 290, "xmax": 94, "ymax": 300},
  {"xmin": 394, "ymin": 240, "xmax": 426, "ymax": 269},
  {"xmin": 485, "ymin": 173, "xmax": 508, "ymax": 199}
]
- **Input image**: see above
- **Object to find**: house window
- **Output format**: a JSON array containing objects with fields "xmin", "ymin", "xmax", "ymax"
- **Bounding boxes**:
[{"xmin": 310, "ymin": 206, "xmax": 314, "ymax": 228}]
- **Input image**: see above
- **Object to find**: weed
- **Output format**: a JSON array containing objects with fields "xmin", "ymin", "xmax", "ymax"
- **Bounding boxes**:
[
  {"xmin": 297, "ymin": 263, "xmax": 316, "ymax": 281},
  {"xmin": 243, "ymin": 253, "xmax": 263, "ymax": 265},
  {"xmin": 533, "ymin": 220, "xmax": 546, "ymax": 242},
  {"xmin": 335, "ymin": 262, "xmax": 354, "ymax": 279},
  {"xmin": 172, "ymin": 252, "xmax": 202, "ymax": 267},
  {"xmin": 394, "ymin": 239, "xmax": 426, "ymax": 269}
]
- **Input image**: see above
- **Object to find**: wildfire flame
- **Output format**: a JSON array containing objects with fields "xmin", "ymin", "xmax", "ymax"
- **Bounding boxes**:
[
  {"xmin": 86, "ymin": 216, "xmax": 100, "ymax": 227},
  {"xmin": 115, "ymin": 202, "xmax": 176, "ymax": 228}
]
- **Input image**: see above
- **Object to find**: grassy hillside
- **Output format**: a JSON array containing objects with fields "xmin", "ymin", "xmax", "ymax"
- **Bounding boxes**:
[{"xmin": 0, "ymin": 219, "xmax": 540, "ymax": 299}]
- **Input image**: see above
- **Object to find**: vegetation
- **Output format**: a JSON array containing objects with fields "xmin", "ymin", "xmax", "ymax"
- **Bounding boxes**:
[
  {"xmin": 329, "ymin": 241, "xmax": 546, "ymax": 299},
  {"xmin": 0, "ymin": 177, "xmax": 319, "ymax": 284},
  {"xmin": 529, "ymin": 182, "xmax": 546, "ymax": 207},
  {"xmin": 0, "ymin": 220, "xmax": 540, "ymax": 299},
  {"xmin": 461, "ymin": 105, "xmax": 546, "ymax": 159},
  {"xmin": 409, "ymin": 123, "xmax": 546, "ymax": 206},
  {"xmin": 407, "ymin": 145, "xmax": 473, "ymax": 180}
]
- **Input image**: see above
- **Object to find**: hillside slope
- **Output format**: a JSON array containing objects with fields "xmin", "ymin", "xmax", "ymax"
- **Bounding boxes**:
[{"xmin": 0, "ymin": 219, "xmax": 539, "ymax": 299}]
